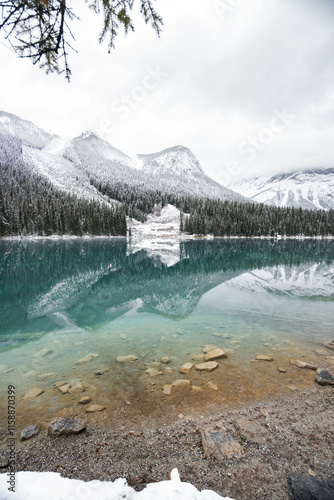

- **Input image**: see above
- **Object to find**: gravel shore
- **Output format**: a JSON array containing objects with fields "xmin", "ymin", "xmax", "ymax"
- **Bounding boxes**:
[{"xmin": 1, "ymin": 385, "xmax": 333, "ymax": 499}]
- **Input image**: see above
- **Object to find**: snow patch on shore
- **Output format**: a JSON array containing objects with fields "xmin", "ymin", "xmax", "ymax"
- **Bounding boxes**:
[{"xmin": 0, "ymin": 470, "xmax": 234, "ymax": 500}]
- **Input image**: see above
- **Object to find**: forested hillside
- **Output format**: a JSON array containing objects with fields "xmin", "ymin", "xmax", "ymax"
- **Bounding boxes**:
[{"xmin": 0, "ymin": 162, "xmax": 127, "ymax": 237}]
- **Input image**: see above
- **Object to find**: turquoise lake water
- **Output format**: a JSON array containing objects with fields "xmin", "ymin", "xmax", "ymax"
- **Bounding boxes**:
[{"xmin": 0, "ymin": 238, "xmax": 333, "ymax": 428}]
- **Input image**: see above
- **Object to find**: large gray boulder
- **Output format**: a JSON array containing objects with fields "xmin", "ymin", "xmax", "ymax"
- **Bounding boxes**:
[{"xmin": 287, "ymin": 473, "xmax": 334, "ymax": 499}]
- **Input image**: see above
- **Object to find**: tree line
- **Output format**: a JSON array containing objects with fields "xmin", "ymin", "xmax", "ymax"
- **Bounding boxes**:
[
  {"xmin": 92, "ymin": 178, "xmax": 334, "ymax": 237},
  {"xmin": 179, "ymin": 198, "xmax": 334, "ymax": 237},
  {"xmin": 1, "ymin": 162, "xmax": 334, "ymax": 238}
]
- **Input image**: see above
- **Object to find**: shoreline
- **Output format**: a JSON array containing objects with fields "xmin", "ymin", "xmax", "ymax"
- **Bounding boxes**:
[
  {"xmin": 1, "ymin": 386, "xmax": 333, "ymax": 499},
  {"xmin": 1, "ymin": 234, "xmax": 334, "ymax": 241}
]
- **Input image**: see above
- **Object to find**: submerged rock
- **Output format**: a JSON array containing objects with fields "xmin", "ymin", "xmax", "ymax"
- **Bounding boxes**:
[
  {"xmin": 204, "ymin": 348, "xmax": 228, "ymax": 362},
  {"xmin": 58, "ymin": 384, "xmax": 71, "ymax": 394},
  {"xmin": 75, "ymin": 353, "xmax": 99, "ymax": 365},
  {"xmin": 255, "ymin": 355, "xmax": 273, "ymax": 361},
  {"xmin": 95, "ymin": 368, "xmax": 109, "ymax": 376},
  {"xmin": 192, "ymin": 385, "xmax": 203, "ymax": 392},
  {"xmin": 207, "ymin": 381, "xmax": 218, "ymax": 391},
  {"xmin": 202, "ymin": 345, "xmax": 218, "ymax": 354},
  {"xmin": 192, "ymin": 354, "xmax": 205, "ymax": 361},
  {"xmin": 23, "ymin": 388, "xmax": 44, "ymax": 400},
  {"xmin": 48, "ymin": 417, "xmax": 86, "ymax": 437},
  {"xmin": 68, "ymin": 385, "xmax": 84, "ymax": 394},
  {"xmin": 0, "ymin": 364, "xmax": 13, "ymax": 373},
  {"xmin": 295, "ymin": 360, "xmax": 317, "ymax": 370},
  {"xmin": 160, "ymin": 357, "xmax": 171, "ymax": 364},
  {"xmin": 38, "ymin": 373, "xmax": 58, "ymax": 381},
  {"xmin": 195, "ymin": 361, "xmax": 218, "ymax": 372},
  {"xmin": 316, "ymin": 348, "xmax": 329, "ymax": 356},
  {"xmin": 180, "ymin": 363, "xmax": 194, "ymax": 374},
  {"xmin": 20, "ymin": 425, "xmax": 40, "ymax": 441},
  {"xmin": 0, "ymin": 458, "xmax": 9, "ymax": 468},
  {"xmin": 172, "ymin": 379, "xmax": 191, "ymax": 387},
  {"xmin": 54, "ymin": 381, "xmax": 67, "ymax": 388},
  {"xmin": 315, "ymin": 369, "xmax": 334, "ymax": 386},
  {"xmin": 33, "ymin": 348, "xmax": 53, "ymax": 358},
  {"xmin": 145, "ymin": 368, "xmax": 163, "ymax": 377},
  {"xmin": 324, "ymin": 341, "xmax": 334, "ymax": 351},
  {"xmin": 116, "ymin": 355, "xmax": 138, "ymax": 363},
  {"xmin": 278, "ymin": 367, "xmax": 286, "ymax": 373}
]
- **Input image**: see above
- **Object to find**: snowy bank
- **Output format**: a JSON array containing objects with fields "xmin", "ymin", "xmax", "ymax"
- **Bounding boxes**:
[{"xmin": 0, "ymin": 469, "xmax": 235, "ymax": 500}]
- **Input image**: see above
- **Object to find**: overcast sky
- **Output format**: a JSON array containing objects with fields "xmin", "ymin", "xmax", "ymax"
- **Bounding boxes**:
[{"xmin": 1, "ymin": 0, "xmax": 334, "ymax": 184}]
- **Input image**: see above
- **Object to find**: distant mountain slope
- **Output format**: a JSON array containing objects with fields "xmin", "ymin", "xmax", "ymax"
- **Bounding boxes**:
[
  {"xmin": 232, "ymin": 169, "xmax": 334, "ymax": 210},
  {"xmin": 138, "ymin": 146, "xmax": 248, "ymax": 202},
  {"xmin": 23, "ymin": 145, "xmax": 110, "ymax": 203},
  {"xmin": 0, "ymin": 110, "xmax": 55, "ymax": 150}
]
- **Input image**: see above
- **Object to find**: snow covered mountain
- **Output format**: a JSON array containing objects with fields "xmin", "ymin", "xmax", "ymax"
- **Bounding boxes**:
[
  {"xmin": 231, "ymin": 169, "xmax": 334, "ymax": 210},
  {"xmin": 138, "ymin": 146, "xmax": 246, "ymax": 201},
  {"xmin": 0, "ymin": 110, "xmax": 247, "ymax": 204}
]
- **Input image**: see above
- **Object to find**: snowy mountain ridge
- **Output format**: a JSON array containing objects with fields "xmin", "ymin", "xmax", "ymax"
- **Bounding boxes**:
[
  {"xmin": 0, "ymin": 110, "xmax": 247, "ymax": 204},
  {"xmin": 231, "ymin": 169, "xmax": 334, "ymax": 210},
  {"xmin": 0, "ymin": 110, "xmax": 55, "ymax": 150}
]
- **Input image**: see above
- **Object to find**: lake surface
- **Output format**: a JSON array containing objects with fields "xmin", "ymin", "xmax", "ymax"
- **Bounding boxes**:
[{"xmin": 0, "ymin": 238, "xmax": 334, "ymax": 430}]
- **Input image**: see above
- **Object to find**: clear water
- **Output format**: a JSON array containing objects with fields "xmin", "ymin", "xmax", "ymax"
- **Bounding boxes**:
[{"xmin": 0, "ymin": 238, "xmax": 333, "ymax": 429}]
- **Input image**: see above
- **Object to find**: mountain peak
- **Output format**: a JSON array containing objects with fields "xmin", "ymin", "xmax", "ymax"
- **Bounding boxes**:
[
  {"xmin": 137, "ymin": 145, "xmax": 204, "ymax": 178},
  {"xmin": 80, "ymin": 130, "xmax": 105, "ymax": 141}
]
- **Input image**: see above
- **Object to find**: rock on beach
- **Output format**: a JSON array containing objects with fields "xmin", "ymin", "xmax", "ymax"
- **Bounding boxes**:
[
  {"xmin": 20, "ymin": 425, "xmax": 40, "ymax": 441},
  {"xmin": 85, "ymin": 405, "xmax": 106, "ymax": 413},
  {"xmin": 180, "ymin": 363, "xmax": 194, "ymax": 374},
  {"xmin": 48, "ymin": 417, "xmax": 86, "ymax": 437},
  {"xmin": 195, "ymin": 361, "xmax": 218, "ymax": 372},
  {"xmin": 315, "ymin": 369, "xmax": 334, "ymax": 386},
  {"xmin": 201, "ymin": 427, "xmax": 244, "ymax": 460},
  {"xmin": 204, "ymin": 348, "xmax": 227, "ymax": 362}
]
